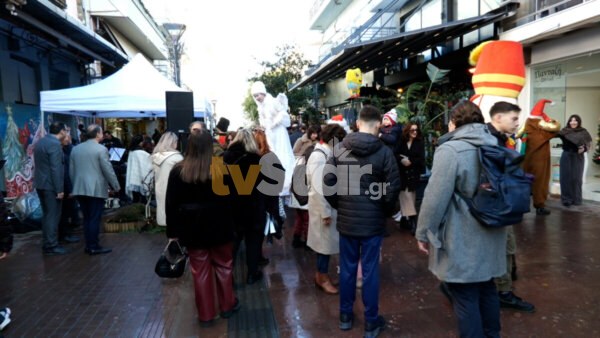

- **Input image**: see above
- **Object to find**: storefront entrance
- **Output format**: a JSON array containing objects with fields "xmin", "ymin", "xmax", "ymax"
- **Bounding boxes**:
[{"xmin": 531, "ymin": 52, "xmax": 600, "ymax": 201}]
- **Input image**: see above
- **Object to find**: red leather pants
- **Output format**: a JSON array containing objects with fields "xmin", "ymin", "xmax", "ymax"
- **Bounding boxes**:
[{"xmin": 188, "ymin": 242, "xmax": 236, "ymax": 321}]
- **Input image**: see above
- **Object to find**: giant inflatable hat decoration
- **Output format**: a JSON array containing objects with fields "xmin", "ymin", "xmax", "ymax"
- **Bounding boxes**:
[{"xmin": 469, "ymin": 40, "xmax": 525, "ymax": 99}]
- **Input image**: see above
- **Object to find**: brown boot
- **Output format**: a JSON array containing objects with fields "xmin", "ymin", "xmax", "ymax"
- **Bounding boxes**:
[{"xmin": 315, "ymin": 272, "xmax": 339, "ymax": 294}]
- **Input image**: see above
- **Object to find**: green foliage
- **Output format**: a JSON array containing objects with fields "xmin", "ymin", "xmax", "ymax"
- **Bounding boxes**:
[
  {"xmin": 243, "ymin": 44, "xmax": 314, "ymax": 123},
  {"xmin": 301, "ymin": 106, "xmax": 326, "ymax": 126},
  {"xmin": 242, "ymin": 90, "xmax": 258, "ymax": 123},
  {"xmin": 363, "ymin": 95, "xmax": 401, "ymax": 116},
  {"xmin": 105, "ymin": 203, "xmax": 146, "ymax": 223},
  {"xmin": 426, "ymin": 63, "xmax": 451, "ymax": 83},
  {"xmin": 391, "ymin": 63, "xmax": 474, "ymax": 168}
]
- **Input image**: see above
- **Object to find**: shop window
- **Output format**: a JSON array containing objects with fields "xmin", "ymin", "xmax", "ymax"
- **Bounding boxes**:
[
  {"xmin": 405, "ymin": 10, "xmax": 421, "ymax": 31},
  {"xmin": 16, "ymin": 61, "xmax": 40, "ymax": 105},
  {"xmin": 403, "ymin": 0, "xmax": 442, "ymax": 32},
  {"xmin": 421, "ymin": 0, "xmax": 442, "ymax": 28},
  {"xmin": 531, "ymin": 53, "xmax": 600, "ymax": 150},
  {"xmin": 49, "ymin": 69, "xmax": 70, "ymax": 90}
]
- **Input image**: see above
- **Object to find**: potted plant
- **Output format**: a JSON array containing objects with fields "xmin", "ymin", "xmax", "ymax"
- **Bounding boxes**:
[
  {"xmin": 392, "ymin": 63, "xmax": 474, "ymax": 203},
  {"xmin": 103, "ymin": 203, "xmax": 147, "ymax": 233}
]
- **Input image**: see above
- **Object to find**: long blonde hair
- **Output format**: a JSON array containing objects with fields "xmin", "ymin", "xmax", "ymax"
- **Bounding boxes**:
[
  {"xmin": 153, "ymin": 131, "xmax": 178, "ymax": 154},
  {"xmin": 229, "ymin": 128, "xmax": 259, "ymax": 154}
]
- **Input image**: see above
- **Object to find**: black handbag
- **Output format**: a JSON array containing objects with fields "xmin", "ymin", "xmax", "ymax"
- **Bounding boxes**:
[{"xmin": 155, "ymin": 240, "xmax": 187, "ymax": 278}]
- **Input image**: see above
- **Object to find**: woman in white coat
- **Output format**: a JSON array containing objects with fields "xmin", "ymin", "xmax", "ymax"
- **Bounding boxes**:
[
  {"xmin": 251, "ymin": 81, "xmax": 296, "ymax": 196},
  {"xmin": 306, "ymin": 124, "xmax": 347, "ymax": 294},
  {"xmin": 151, "ymin": 132, "xmax": 183, "ymax": 226}
]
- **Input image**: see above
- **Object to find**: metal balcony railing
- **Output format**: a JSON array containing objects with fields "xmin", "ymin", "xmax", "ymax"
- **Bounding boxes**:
[
  {"xmin": 504, "ymin": 0, "xmax": 586, "ymax": 29},
  {"xmin": 316, "ymin": 0, "xmax": 403, "ymax": 64}
]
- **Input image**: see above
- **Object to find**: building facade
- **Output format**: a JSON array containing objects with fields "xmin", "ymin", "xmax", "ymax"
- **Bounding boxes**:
[
  {"xmin": 296, "ymin": 0, "xmax": 600, "ymax": 201},
  {"xmin": 501, "ymin": 0, "xmax": 600, "ymax": 201},
  {"xmin": 0, "ymin": 0, "xmax": 167, "ymax": 197},
  {"xmin": 296, "ymin": 0, "xmax": 517, "ymax": 110}
]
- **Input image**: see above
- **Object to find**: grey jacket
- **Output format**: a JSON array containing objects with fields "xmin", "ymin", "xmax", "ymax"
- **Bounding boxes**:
[
  {"xmin": 415, "ymin": 123, "xmax": 507, "ymax": 283},
  {"xmin": 70, "ymin": 140, "xmax": 120, "ymax": 198},
  {"xmin": 33, "ymin": 134, "xmax": 64, "ymax": 193}
]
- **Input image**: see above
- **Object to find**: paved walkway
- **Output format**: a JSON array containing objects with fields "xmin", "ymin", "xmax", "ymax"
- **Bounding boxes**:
[{"xmin": 1, "ymin": 196, "xmax": 599, "ymax": 337}]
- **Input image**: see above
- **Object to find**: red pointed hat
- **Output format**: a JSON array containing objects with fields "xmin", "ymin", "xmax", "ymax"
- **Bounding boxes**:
[{"xmin": 531, "ymin": 99, "xmax": 552, "ymax": 122}]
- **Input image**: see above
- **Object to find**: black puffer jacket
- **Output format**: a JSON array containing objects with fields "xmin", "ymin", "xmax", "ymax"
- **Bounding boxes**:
[{"xmin": 327, "ymin": 132, "xmax": 401, "ymax": 237}]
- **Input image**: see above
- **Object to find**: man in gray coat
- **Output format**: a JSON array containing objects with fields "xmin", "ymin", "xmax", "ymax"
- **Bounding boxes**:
[
  {"xmin": 70, "ymin": 125, "xmax": 120, "ymax": 255},
  {"xmin": 34, "ymin": 121, "xmax": 69, "ymax": 255},
  {"xmin": 416, "ymin": 101, "xmax": 507, "ymax": 337}
]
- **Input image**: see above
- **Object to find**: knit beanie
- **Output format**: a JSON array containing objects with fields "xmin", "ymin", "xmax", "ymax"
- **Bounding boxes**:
[
  {"xmin": 383, "ymin": 109, "xmax": 397, "ymax": 125},
  {"xmin": 469, "ymin": 40, "xmax": 525, "ymax": 99}
]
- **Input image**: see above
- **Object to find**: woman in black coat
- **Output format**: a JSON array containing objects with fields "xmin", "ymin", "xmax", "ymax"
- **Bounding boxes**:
[
  {"xmin": 223, "ymin": 128, "xmax": 265, "ymax": 285},
  {"xmin": 558, "ymin": 114, "xmax": 592, "ymax": 207},
  {"xmin": 166, "ymin": 131, "xmax": 239, "ymax": 326},
  {"xmin": 397, "ymin": 123, "xmax": 425, "ymax": 234}
]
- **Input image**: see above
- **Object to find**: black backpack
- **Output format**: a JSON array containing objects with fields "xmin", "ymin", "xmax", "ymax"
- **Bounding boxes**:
[
  {"xmin": 290, "ymin": 145, "xmax": 325, "ymax": 206},
  {"xmin": 457, "ymin": 145, "xmax": 532, "ymax": 228}
]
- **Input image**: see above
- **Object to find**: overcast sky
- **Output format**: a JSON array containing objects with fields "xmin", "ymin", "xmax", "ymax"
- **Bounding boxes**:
[{"xmin": 143, "ymin": 0, "xmax": 319, "ymax": 129}]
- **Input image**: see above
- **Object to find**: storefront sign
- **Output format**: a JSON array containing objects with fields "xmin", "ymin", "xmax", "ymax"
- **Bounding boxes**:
[{"xmin": 534, "ymin": 64, "xmax": 564, "ymax": 85}]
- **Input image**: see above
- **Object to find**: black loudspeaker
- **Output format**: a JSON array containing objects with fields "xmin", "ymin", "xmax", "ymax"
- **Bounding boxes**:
[{"xmin": 166, "ymin": 91, "xmax": 194, "ymax": 133}]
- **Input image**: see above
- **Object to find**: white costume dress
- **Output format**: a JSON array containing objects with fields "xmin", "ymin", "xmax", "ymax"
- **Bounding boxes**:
[{"xmin": 253, "ymin": 86, "xmax": 295, "ymax": 196}]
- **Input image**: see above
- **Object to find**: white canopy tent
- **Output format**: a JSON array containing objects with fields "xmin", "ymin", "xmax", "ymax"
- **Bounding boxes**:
[{"xmin": 40, "ymin": 53, "xmax": 212, "ymax": 119}]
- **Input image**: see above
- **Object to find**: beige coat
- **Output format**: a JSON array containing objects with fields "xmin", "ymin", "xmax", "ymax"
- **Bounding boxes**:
[
  {"xmin": 293, "ymin": 134, "xmax": 316, "ymax": 157},
  {"xmin": 306, "ymin": 143, "xmax": 339, "ymax": 255},
  {"xmin": 151, "ymin": 151, "xmax": 183, "ymax": 226}
]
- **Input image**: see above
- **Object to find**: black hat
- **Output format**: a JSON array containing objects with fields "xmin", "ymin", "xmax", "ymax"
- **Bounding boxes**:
[{"xmin": 216, "ymin": 117, "xmax": 230, "ymax": 133}]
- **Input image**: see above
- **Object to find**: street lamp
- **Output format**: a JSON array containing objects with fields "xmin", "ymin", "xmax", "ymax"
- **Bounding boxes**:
[
  {"xmin": 210, "ymin": 99, "xmax": 217, "ymax": 131},
  {"xmin": 163, "ymin": 23, "xmax": 186, "ymax": 86}
]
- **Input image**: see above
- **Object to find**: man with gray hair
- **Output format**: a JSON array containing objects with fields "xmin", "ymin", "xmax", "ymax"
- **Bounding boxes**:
[
  {"xmin": 70, "ymin": 124, "xmax": 120, "ymax": 255},
  {"xmin": 34, "ymin": 121, "xmax": 69, "ymax": 255}
]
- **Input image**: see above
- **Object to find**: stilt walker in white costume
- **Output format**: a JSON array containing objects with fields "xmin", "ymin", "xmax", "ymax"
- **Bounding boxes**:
[{"xmin": 251, "ymin": 81, "xmax": 295, "ymax": 196}]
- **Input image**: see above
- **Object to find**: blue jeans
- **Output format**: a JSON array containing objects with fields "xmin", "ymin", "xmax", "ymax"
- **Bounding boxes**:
[
  {"xmin": 37, "ymin": 189, "xmax": 63, "ymax": 249},
  {"xmin": 78, "ymin": 196, "xmax": 105, "ymax": 250},
  {"xmin": 339, "ymin": 234, "xmax": 382, "ymax": 323},
  {"xmin": 316, "ymin": 253, "xmax": 330, "ymax": 273},
  {"xmin": 446, "ymin": 280, "xmax": 501, "ymax": 338}
]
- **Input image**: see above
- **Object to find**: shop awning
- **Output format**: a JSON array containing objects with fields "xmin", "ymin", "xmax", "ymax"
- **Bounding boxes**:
[
  {"xmin": 291, "ymin": 2, "xmax": 519, "ymax": 90},
  {"xmin": 10, "ymin": 0, "xmax": 128, "ymax": 67},
  {"xmin": 40, "ymin": 54, "xmax": 213, "ymax": 119}
]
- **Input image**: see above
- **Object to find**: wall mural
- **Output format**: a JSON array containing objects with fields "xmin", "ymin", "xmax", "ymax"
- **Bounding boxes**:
[{"xmin": 1, "ymin": 103, "xmax": 44, "ymax": 198}]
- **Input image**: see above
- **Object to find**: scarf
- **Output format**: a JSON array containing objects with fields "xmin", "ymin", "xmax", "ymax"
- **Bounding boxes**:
[{"xmin": 559, "ymin": 127, "xmax": 592, "ymax": 147}]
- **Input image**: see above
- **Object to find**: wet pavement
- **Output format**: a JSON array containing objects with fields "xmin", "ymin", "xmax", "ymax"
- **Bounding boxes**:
[{"xmin": 1, "ymin": 196, "xmax": 599, "ymax": 337}]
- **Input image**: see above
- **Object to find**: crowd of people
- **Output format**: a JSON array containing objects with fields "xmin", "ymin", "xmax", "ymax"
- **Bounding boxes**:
[{"xmin": 1, "ymin": 78, "xmax": 594, "ymax": 336}]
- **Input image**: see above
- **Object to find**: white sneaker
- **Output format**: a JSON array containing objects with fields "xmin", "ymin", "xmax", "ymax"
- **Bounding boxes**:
[{"xmin": 0, "ymin": 307, "xmax": 11, "ymax": 330}]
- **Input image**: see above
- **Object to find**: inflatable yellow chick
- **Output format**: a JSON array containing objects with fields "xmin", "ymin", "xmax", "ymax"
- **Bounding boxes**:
[{"xmin": 345, "ymin": 68, "xmax": 362, "ymax": 99}]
